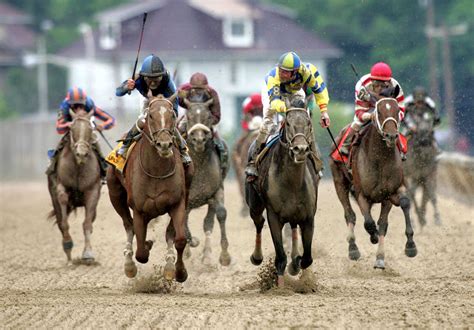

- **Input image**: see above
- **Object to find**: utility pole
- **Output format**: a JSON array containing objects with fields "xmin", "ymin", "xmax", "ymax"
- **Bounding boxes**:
[
  {"xmin": 37, "ymin": 20, "xmax": 53, "ymax": 116},
  {"xmin": 425, "ymin": 0, "xmax": 440, "ymax": 105},
  {"xmin": 426, "ymin": 19, "xmax": 468, "ymax": 148}
]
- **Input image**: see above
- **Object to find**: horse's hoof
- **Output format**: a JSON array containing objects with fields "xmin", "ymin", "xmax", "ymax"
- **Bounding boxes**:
[
  {"xmin": 250, "ymin": 254, "xmax": 263, "ymax": 266},
  {"xmin": 374, "ymin": 259, "xmax": 385, "ymax": 269},
  {"xmin": 202, "ymin": 255, "xmax": 213, "ymax": 266},
  {"xmin": 175, "ymin": 268, "xmax": 188, "ymax": 283},
  {"xmin": 434, "ymin": 216, "xmax": 442, "ymax": 226},
  {"xmin": 405, "ymin": 243, "xmax": 418, "ymax": 258},
  {"xmin": 370, "ymin": 234, "xmax": 379, "ymax": 245},
  {"xmin": 163, "ymin": 262, "xmax": 176, "ymax": 281},
  {"xmin": 63, "ymin": 240, "xmax": 74, "ymax": 251},
  {"xmin": 82, "ymin": 250, "xmax": 95, "ymax": 261},
  {"xmin": 190, "ymin": 237, "xmax": 200, "ymax": 248},
  {"xmin": 124, "ymin": 262, "xmax": 137, "ymax": 278},
  {"xmin": 183, "ymin": 245, "xmax": 192, "ymax": 259},
  {"xmin": 135, "ymin": 252, "xmax": 149, "ymax": 264},
  {"xmin": 277, "ymin": 275, "xmax": 284, "ymax": 288},
  {"xmin": 219, "ymin": 251, "xmax": 231, "ymax": 266},
  {"xmin": 287, "ymin": 261, "xmax": 300, "ymax": 276},
  {"xmin": 348, "ymin": 244, "xmax": 361, "ymax": 261}
]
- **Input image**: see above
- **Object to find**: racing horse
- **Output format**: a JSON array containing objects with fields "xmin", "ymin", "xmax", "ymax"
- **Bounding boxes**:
[
  {"xmin": 329, "ymin": 86, "xmax": 417, "ymax": 269},
  {"xmin": 245, "ymin": 94, "xmax": 320, "ymax": 287},
  {"xmin": 404, "ymin": 109, "xmax": 441, "ymax": 226},
  {"xmin": 107, "ymin": 93, "xmax": 193, "ymax": 282},
  {"xmin": 47, "ymin": 109, "xmax": 101, "ymax": 264},
  {"xmin": 182, "ymin": 97, "xmax": 231, "ymax": 266}
]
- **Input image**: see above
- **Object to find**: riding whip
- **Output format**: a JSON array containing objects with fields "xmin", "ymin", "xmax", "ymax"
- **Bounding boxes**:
[
  {"xmin": 129, "ymin": 12, "xmax": 148, "ymax": 94},
  {"xmin": 91, "ymin": 120, "xmax": 114, "ymax": 150}
]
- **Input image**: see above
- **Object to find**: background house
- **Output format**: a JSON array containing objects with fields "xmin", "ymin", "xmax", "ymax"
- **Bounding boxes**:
[{"xmin": 59, "ymin": 0, "xmax": 341, "ymax": 135}]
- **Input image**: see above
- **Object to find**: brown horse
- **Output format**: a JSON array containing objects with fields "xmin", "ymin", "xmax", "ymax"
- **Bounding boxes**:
[
  {"xmin": 182, "ymin": 98, "xmax": 231, "ymax": 265},
  {"xmin": 232, "ymin": 118, "xmax": 262, "ymax": 217},
  {"xmin": 47, "ymin": 109, "xmax": 101, "ymax": 264},
  {"xmin": 107, "ymin": 93, "xmax": 193, "ymax": 282},
  {"xmin": 330, "ymin": 86, "xmax": 417, "ymax": 269},
  {"xmin": 245, "ymin": 97, "xmax": 320, "ymax": 287}
]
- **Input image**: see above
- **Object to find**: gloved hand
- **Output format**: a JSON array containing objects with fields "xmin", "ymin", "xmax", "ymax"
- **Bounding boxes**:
[
  {"xmin": 320, "ymin": 111, "xmax": 330, "ymax": 128},
  {"xmin": 126, "ymin": 79, "xmax": 136, "ymax": 91},
  {"xmin": 357, "ymin": 87, "xmax": 371, "ymax": 102},
  {"xmin": 361, "ymin": 112, "xmax": 374, "ymax": 122},
  {"xmin": 270, "ymin": 99, "xmax": 286, "ymax": 113}
]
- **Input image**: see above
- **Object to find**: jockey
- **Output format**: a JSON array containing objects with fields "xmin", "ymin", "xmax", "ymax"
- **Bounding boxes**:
[
  {"xmin": 115, "ymin": 54, "xmax": 191, "ymax": 166},
  {"xmin": 46, "ymin": 87, "xmax": 115, "ymax": 180},
  {"xmin": 241, "ymin": 93, "xmax": 263, "ymax": 131},
  {"xmin": 402, "ymin": 86, "xmax": 441, "ymax": 153},
  {"xmin": 177, "ymin": 72, "xmax": 228, "ymax": 176},
  {"xmin": 245, "ymin": 51, "xmax": 331, "ymax": 177},
  {"xmin": 335, "ymin": 62, "xmax": 407, "ymax": 162}
]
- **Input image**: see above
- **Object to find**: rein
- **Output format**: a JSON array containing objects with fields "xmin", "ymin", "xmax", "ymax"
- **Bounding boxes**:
[
  {"xmin": 374, "ymin": 98, "xmax": 399, "ymax": 137},
  {"xmin": 279, "ymin": 108, "xmax": 313, "ymax": 149}
]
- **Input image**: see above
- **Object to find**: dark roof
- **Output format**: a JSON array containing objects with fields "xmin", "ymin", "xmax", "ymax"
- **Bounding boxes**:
[{"xmin": 59, "ymin": 0, "xmax": 341, "ymax": 60}]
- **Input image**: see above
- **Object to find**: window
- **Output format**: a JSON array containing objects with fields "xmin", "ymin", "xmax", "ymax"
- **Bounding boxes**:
[{"xmin": 223, "ymin": 18, "xmax": 253, "ymax": 48}]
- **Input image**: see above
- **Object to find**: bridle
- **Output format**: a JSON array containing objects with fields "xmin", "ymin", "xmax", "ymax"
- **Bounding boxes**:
[
  {"xmin": 69, "ymin": 116, "xmax": 94, "ymax": 153},
  {"xmin": 373, "ymin": 98, "xmax": 400, "ymax": 139},
  {"xmin": 281, "ymin": 108, "xmax": 313, "ymax": 148},
  {"xmin": 139, "ymin": 97, "xmax": 176, "ymax": 150},
  {"xmin": 186, "ymin": 102, "xmax": 212, "ymax": 137}
]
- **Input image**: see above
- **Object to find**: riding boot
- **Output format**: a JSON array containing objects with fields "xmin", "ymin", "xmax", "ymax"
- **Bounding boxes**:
[
  {"xmin": 340, "ymin": 127, "xmax": 356, "ymax": 155},
  {"xmin": 214, "ymin": 136, "xmax": 229, "ymax": 178},
  {"xmin": 45, "ymin": 149, "xmax": 58, "ymax": 175},
  {"xmin": 117, "ymin": 124, "xmax": 141, "ymax": 157},
  {"xmin": 309, "ymin": 138, "xmax": 324, "ymax": 174},
  {"xmin": 245, "ymin": 142, "xmax": 265, "ymax": 178},
  {"xmin": 93, "ymin": 142, "xmax": 108, "ymax": 183},
  {"xmin": 174, "ymin": 128, "xmax": 192, "ymax": 166}
]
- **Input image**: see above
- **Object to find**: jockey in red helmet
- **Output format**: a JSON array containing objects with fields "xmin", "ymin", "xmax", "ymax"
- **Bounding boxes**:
[
  {"xmin": 241, "ymin": 93, "xmax": 263, "ymax": 131},
  {"xmin": 331, "ymin": 62, "xmax": 407, "ymax": 165}
]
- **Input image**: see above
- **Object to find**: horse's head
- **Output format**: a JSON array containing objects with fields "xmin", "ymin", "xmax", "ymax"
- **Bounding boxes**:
[
  {"xmin": 68, "ymin": 109, "xmax": 94, "ymax": 165},
  {"xmin": 373, "ymin": 85, "xmax": 400, "ymax": 147},
  {"xmin": 284, "ymin": 107, "xmax": 313, "ymax": 163},
  {"xmin": 412, "ymin": 109, "xmax": 436, "ymax": 146},
  {"xmin": 143, "ymin": 92, "xmax": 178, "ymax": 158},
  {"xmin": 184, "ymin": 98, "xmax": 213, "ymax": 152}
]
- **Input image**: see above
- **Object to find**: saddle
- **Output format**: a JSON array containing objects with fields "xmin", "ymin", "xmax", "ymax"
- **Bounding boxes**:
[{"xmin": 106, "ymin": 141, "xmax": 138, "ymax": 173}]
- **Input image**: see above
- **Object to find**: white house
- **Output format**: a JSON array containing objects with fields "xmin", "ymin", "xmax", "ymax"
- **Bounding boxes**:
[{"xmin": 59, "ymin": 0, "xmax": 341, "ymax": 135}]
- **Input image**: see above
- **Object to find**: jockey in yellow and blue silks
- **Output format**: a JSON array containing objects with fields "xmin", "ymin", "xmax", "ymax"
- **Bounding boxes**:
[
  {"xmin": 245, "ymin": 51, "xmax": 331, "ymax": 178},
  {"xmin": 115, "ymin": 54, "xmax": 191, "ymax": 166}
]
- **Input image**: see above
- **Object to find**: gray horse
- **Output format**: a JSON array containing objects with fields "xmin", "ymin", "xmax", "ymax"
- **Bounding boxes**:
[
  {"xmin": 245, "ymin": 96, "xmax": 320, "ymax": 287},
  {"xmin": 183, "ymin": 98, "xmax": 231, "ymax": 266},
  {"xmin": 47, "ymin": 109, "xmax": 101, "ymax": 264},
  {"xmin": 404, "ymin": 110, "xmax": 441, "ymax": 226}
]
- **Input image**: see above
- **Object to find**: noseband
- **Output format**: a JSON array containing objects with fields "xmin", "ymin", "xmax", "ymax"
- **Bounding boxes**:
[
  {"xmin": 186, "ymin": 103, "xmax": 212, "ymax": 136},
  {"xmin": 281, "ymin": 108, "xmax": 313, "ymax": 148}
]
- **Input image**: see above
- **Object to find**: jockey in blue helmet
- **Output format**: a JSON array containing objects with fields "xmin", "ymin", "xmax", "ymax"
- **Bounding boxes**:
[{"xmin": 115, "ymin": 54, "xmax": 191, "ymax": 165}]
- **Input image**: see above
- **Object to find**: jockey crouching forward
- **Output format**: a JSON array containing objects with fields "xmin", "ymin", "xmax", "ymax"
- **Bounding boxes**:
[
  {"xmin": 115, "ymin": 54, "xmax": 192, "ymax": 166},
  {"xmin": 245, "ymin": 51, "xmax": 331, "ymax": 178},
  {"xmin": 335, "ymin": 62, "xmax": 407, "ymax": 163},
  {"xmin": 46, "ymin": 87, "xmax": 115, "ymax": 181},
  {"xmin": 177, "ymin": 72, "xmax": 229, "ymax": 177}
]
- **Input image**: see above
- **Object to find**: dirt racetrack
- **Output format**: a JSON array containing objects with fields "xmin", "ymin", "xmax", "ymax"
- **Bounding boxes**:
[{"xmin": 0, "ymin": 179, "xmax": 472, "ymax": 328}]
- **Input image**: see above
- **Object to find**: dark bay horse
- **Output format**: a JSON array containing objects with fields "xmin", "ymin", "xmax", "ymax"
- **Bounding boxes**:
[
  {"xmin": 182, "ymin": 97, "xmax": 231, "ymax": 266},
  {"xmin": 245, "ymin": 102, "xmax": 320, "ymax": 287},
  {"xmin": 404, "ymin": 111, "xmax": 441, "ymax": 227},
  {"xmin": 329, "ymin": 86, "xmax": 417, "ymax": 269},
  {"xmin": 47, "ymin": 109, "xmax": 101, "ymax": 264},
  {"xmin": 107, "ymin": 93, "xmax": 193, "ymax": 282}
]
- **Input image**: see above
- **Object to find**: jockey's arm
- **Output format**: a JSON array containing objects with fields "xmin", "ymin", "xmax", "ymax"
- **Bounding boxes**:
[
  {"xmin": 163, "ymin": 77, "xmax": 179, "ymax": 115},
  {"xmin": 208, "ymin": 87, "xmax": 221, "ymax": 125},
  {"xmin": 55, "ymin": 101, "xmax": 72, "ymax": 134},
  {"xmin": 93, "ymin": 106, "xmax": 115, "ymax": 130}
]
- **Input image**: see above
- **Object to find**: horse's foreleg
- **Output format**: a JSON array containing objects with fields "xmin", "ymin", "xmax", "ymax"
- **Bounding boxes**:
[
  {"xmin": 427, "ymin": 173, "xmax": 441, "ymax": 225},
  {"xmin": 268, "ymin": 212, "xmax": 286, "ymax": 288},
  {"xmin": 287, "ymin": 225, "xmax": 301, "ymax": 276},
  {"xmin": 215, "ymin": 188, "xmax": 231, "ymax": 266},
  {"xmin": 57, "ymin": 183, "xmax": 73, "ymax": 263},
  {"xmin": 374, "ymin": 200, "xmax": 392, "ymax": 269},
  {"xmin": 184, "ymin": 209, "xmax": 199, "ymax": 249},
  {"xmin": 133, "ymin": 211, "xmax": 150, "ymax": 264},
  {"xmin": 202, "ymin": 202, "xmax": 216, "ymax": 265},
  {"xmin": 249, "ymin": 208, "xmax": 265, "ymax": 266},
  {"xmin": 357, "ymin": 195, "xmax": 378, "ymax": 244},
  {"xmin": 170, "ymin": 199, "xmax": 188, "ymax": 283},
  {"xmin": 391, "ymin": 190, "xmax": 417, "ymax": 258},
  {"xmin": 163, "ymin": 220, "xmax": 176, "ymax": 280},
  {"xmin": 299, "ymin": 220, "xmax": 314, "ymax": 271},
  {"xmin": 82, "ymin": 186, "xmax": 100, "ymax": 262}
]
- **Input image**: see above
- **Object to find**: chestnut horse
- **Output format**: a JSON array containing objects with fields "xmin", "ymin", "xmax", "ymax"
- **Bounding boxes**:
[
  {"xmin": 182, "ymin": 98, "xmax": 231, "ymax": 266},
  {"xmin": 246, "ymin": 97, "xmax": 320, "ymax": 287},
  {"xmin": 107, "ymin": 93, "xmax": 193, "ymax": 282},
  {"xmin": 329, "ymin": 86, "xmax": 417, "ymax": 269},
  {"xmin": 47, "ymin": 109, "xmax": 101, "ymax": 264}
]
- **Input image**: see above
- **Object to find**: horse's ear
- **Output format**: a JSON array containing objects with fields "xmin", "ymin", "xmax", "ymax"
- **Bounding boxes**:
[
  {"xmin": 204, "ymin": 97, "xmax": 214, "ymax": 107},
  {"xmin": 69, "ymin": 108, "xmax": 77, "ymax": 120},
  {"xmin": 393, "ymin": 84, "xmax": 400, "ymax": 98},
  {"xmin": 168, "ymin": 91, "xmax": 178, "ymax": 103},
  {"xmin": 284, "ymin": 98, "xmax": 291, "ymax": 109},
  {"xmin": 86, "ymin": 110, "xmax": 94, "ymax": 119},
  {"xmin": 147, "ymin": 89, "xmax": 153, "ymax": 99},
  {"xmin": 183, "ymin": 97, "xmax": 191, "ymax": 108}
]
